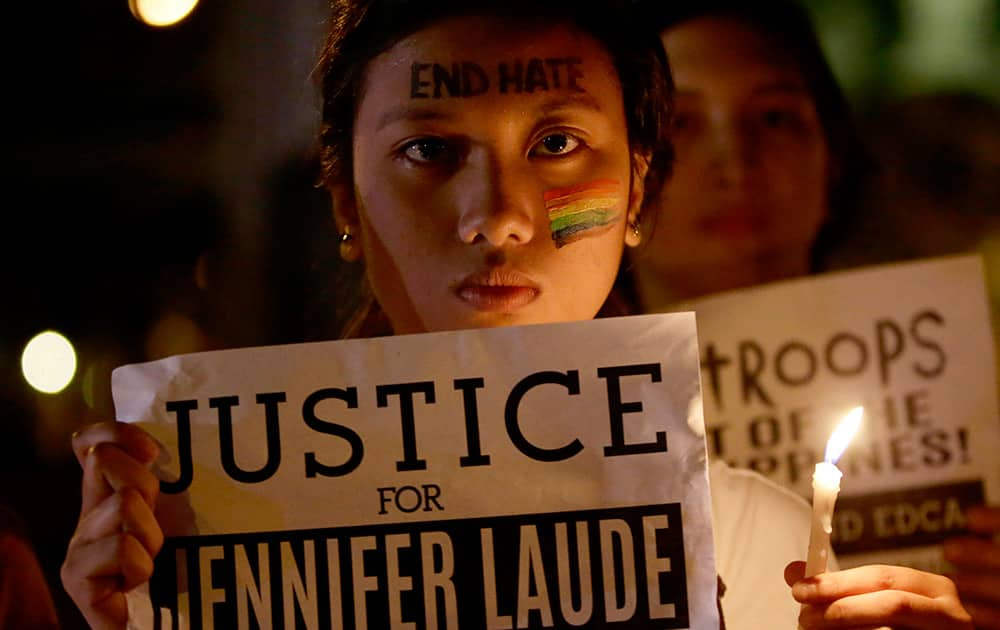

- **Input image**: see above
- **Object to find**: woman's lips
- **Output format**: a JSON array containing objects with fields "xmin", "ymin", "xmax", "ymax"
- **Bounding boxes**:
[
  {"xmin": 455, "ymin": 270, "xmax": 540, "ymax": 312},
  {"xmin": 698, "ymin": 208, "xmax": 768, "ymax": 237}
]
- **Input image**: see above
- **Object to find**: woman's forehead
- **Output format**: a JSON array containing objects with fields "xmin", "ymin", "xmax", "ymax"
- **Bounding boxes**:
[
  {"xmin": 358, "ymin": 15, "xmax": 619, "ymax": 108},
  {"xmin": 664, "ymin": 16, "xmax": 806, "ymax": 89},
  {"xmin": 386, "ymin": 14, "xmax": 605, "ymax": 60}
]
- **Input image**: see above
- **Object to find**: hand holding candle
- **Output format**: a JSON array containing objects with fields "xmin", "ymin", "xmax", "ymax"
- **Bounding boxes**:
[
  {"xmin": 804, "ymin": 406, "xmax": 863, "ymax": 577},
  {"xmin": 792, "ymin": 405, "xmax": 974, "ymax": 628}
]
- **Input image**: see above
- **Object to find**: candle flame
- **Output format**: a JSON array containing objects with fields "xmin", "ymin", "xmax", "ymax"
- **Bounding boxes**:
[{"xmin": 824, "ymin": 406, "xmax": 864, "ymax": 464}]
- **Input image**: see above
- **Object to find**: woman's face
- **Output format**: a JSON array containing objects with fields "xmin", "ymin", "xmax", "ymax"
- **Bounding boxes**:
[
  {"xmin": 645, "ymin": 16, "xmax": 829, "ymax": 281},
  {"xmin": 339, "ymin": 15, "xmax": 642, "ymax": 334}
]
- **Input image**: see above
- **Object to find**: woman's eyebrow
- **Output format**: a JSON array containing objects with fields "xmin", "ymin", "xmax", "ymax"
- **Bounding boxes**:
[
  {"xmin": 675, "ymin": 79, "xmax": 808, "ymax": 99},
  {"xmin": 375, "ymin": 91, "xmax": 605, "ymax": 132},
  {"xmin": 751, "ymin": 81, "xmax": 809, "ymax": 96},
  {"xmin": 534, "ymin": 92, "xmax": 605, "ymax": 117},
  {"xmin": 377, "ymin": 105, "xmax": 456, "ymax": 131}
]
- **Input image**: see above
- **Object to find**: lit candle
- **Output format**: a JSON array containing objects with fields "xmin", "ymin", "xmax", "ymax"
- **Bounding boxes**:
[{"xmin": 804, "ymin": 406, "xmax": 864, "ymax": 577}]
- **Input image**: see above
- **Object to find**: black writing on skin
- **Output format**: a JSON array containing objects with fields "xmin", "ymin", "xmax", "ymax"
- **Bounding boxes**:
[{"xmin": 410, "ymin": 57, "xmax": 585, "ymax": 98}]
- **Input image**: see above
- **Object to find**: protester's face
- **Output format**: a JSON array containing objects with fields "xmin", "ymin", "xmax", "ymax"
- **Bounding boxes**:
[
  {"xmin": 647, "ymin": 16, "xmax": 829, "ymax": 276},
  {"xmin": 342, "ymin": 15, "xmax": 642, "ymax": 333}
]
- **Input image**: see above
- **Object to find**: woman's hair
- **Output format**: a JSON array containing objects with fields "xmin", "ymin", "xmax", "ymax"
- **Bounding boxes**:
[
  {"xmin": 634, "ymin": 0, "xmax": 872, "ymax": 271},
  {"xmin": 314, "ymin": 0, "xmax": 675, "ymax": 335}
]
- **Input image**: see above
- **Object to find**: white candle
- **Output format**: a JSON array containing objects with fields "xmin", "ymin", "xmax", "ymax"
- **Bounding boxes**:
[
  {"xmin": 804, "ymin": 406, "xmax": 864, "ymax": 577},
  {"xmin": 805, "ymin": 461, "xmax": 842, "ymax": 575}
]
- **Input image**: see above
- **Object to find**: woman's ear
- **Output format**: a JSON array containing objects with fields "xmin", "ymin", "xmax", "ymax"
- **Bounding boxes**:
[
  {"xmin": 625, "ymin": 152, "xmax": 651, "ymax": 248},
  {"xmin": 330, "ymin": 182, "xmax": 363, "ymax": 263}
]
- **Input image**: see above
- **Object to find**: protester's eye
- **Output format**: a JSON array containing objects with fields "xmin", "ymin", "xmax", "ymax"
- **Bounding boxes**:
[
  {"xmin": 531, "ymin": 133, "xmax": 581, "ymax": 157},
  {"xmin": 670, "ymin": 109, "xmax": 702, "ymax": 135},
  {"xmin": 761, "ymin": 108, "xmax": 801, "ymax": 129},
  {"xmin": 400, "ymin": 138, "xmax": 455, "ymax": 165}
]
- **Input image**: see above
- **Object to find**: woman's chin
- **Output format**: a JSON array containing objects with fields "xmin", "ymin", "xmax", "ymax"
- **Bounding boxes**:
[{"xmin": 426, "ymin": 308, "xmax": 551, "ymax": 333}]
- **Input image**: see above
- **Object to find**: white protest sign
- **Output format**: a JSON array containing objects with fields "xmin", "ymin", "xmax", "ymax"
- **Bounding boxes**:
[
  {"xmin": 113, "ymin": 313, "xmax": 719, "ymax": 629},
  {"xmin": 672, "ymin": 254, "xmax": 1000, "ymax": 572}
]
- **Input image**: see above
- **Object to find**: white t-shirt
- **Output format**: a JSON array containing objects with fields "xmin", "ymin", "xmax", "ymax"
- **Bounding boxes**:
[{"xmin": 709, "ymin": 460, "xmax": 837, "ymax": 630}]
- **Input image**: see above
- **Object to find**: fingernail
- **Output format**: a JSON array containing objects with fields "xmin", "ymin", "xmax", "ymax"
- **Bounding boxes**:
[
  {"xmin": 137, "ymin": 432, "xmax": 162, "ymax": 464},
  {"xmin": 792, "ymin": 580, "xmax": 816, "ymax": 600},
  {"xmin": 147, "ymin": 435, "xmax": 170, "ymax": 467}
]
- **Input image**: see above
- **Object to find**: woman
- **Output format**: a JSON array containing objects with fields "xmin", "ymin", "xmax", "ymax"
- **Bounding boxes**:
[
  {"xmin": 629, "ymin": 3, "xmax": 1000, "ymax": 627},
  {"xmin": 627, "ymin": 0, "xmax": 868, "ymax": 308},
  {"xmin": 61, "ymin": 1, "xmax": 974, "ymax": 628}
]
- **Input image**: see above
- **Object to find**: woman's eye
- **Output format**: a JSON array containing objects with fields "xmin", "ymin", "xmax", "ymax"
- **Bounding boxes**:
[
  {"xmin": 531, "ymin": 133, "xmax": 581, "ymax": 157},
  {"xmin": 401, "ymin": 138, "xmax": 453, "ymax": 164},
  {"xmin": 670, "ymin": 110, "xmax": 702, "ymax": 135},
  {"xmin": 761, "ymin": 109, "xmax": 798, "ymax": 129}
]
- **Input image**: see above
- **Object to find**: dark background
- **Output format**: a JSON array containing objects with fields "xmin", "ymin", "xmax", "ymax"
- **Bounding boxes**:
[{"xmin": 1, "ymin": 1, "xmax": 997, "ymax": 626}]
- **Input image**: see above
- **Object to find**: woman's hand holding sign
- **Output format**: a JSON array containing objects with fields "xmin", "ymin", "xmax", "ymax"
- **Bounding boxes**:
[
  {"xmin": 61, "ymin": 421, "xmax": 163, "ymax": 630},
  {"xmin": 785, "ymin": 561, "xmax": 974, "ymax": 629},
  {"xmin": 945, "ymin": 505, "xmax": 1000, "ymax": 629}
]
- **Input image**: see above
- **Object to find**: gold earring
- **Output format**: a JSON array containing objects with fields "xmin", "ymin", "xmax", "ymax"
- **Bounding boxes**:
[
  {"xmin": 624, "ymin": 216, "xmax": 642, "ymax": 247},
  {"xmin": 339, "ymin": 225, "xmax": 360, "ymax": 262}
]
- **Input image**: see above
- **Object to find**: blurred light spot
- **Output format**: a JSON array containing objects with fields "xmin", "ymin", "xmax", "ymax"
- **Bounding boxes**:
[
  {"xmin": 129, "ymin": 0, "xmax": 199, "ymax": 27},
  {"xmin": 22, "ymin": 331, "xmax": 77, "ymax": 394},
  {"xmin": 145, "ymin": 313, "xmax": 208, "ymax": 360},
  {"xmin": 807, "ymin": 2, "xmax": 881, "ymax": 101},
  {"xmin": 81, "ymin": 363, "xmax": 98, "ymax": 409},
  {"xmin": 892, "ymin": 0, "xmax": 998, "ymax": 94},
  {"xmin": 81, "ymin": 358, "xmax": 114, "ymax": 412}
]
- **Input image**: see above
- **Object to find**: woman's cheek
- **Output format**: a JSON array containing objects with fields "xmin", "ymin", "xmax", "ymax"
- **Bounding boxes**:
[{"xmin": 542, "ymin": 178, "xmax": 624, "ymax": 248}]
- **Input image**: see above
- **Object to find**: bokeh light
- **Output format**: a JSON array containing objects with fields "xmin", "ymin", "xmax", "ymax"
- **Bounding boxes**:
[
  {"xmin": 81, "ymin": 354, "xmax": 119, "ymax": 413},
  {"xmin": 21, "ymin": 331, "xmax": 77, "ymax": 394},
  {"xmin": 129, "ymin": 0, "xmax": 199, "ymax": 27},
  {"xmin": 145, "ymin": 313, "xmax": 209, "ymax": 360}
]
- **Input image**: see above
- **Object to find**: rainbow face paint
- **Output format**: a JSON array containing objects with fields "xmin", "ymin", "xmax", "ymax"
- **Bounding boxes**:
[{"xmin": 544, "ymin": 178, "xmax": 622, "ymax": 248}]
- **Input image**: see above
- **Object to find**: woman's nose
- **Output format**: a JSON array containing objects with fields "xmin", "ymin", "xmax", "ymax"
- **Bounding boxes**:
[
  {"xmin": 706, "ymin": 118, "xmax": 757, "ymax": 187},
  {"xmin": 456, "ymin": 156, "xmax": 537, "ymax": 246}
]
